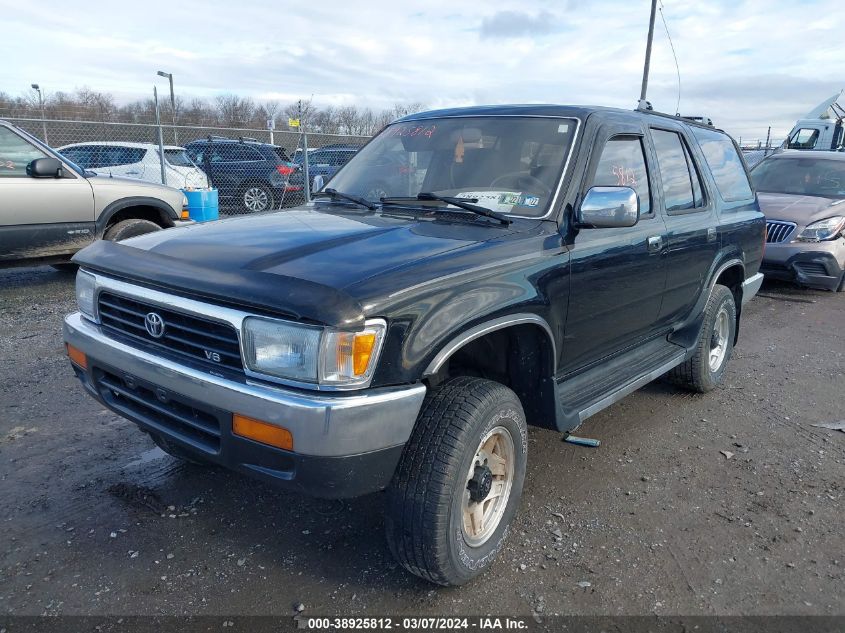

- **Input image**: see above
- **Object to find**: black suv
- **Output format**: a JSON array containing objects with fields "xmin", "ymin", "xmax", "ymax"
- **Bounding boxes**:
[
  {"xmin": 65, "ymin": 104, "xmax": 765, "ymax": 586},
  {"xmin": 184, "ymin": 137, "xmax": 300, "ymax": 213}
]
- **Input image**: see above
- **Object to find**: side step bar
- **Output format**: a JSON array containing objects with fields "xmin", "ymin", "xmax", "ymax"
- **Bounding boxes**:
[{"xmin": 556, "ymin": 339, "xmax": 687, "ymax": 430}]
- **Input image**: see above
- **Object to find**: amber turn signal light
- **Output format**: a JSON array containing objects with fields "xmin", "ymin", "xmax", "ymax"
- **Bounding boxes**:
[
  {"xmin": 180, "ymin": 209, "xmax": 190, "ymax": 220},
  {"xmin": 66, "ymin": 343, "xmax": 88, "ymax": 369},
  {"xmin": 232, "ymin": 414, "xmax": 293, "ymax": 451}
]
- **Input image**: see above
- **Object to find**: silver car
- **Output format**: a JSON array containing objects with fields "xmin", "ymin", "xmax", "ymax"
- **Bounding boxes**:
[
  {"xmin": 752, "ymin": 151, "xmax": 845, "ymax": 291},
  {"xmin": 0, "ymin": 120, "xmax": 192, "ymax": 269}
]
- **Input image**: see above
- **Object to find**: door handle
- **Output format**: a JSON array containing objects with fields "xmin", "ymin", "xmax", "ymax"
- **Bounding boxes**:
[
  {"xmin": 647, "ymin": 235, "xmax": 664, "ymax": 253},
  {"xmin": 707, "ymin": 227, "xmax": 717, "ymax": 242}
]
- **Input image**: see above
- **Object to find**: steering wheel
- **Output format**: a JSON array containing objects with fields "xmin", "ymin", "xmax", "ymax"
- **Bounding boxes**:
[{"xmin": 489, "ymin": 172, "xmax": 552, "ymax": 197}]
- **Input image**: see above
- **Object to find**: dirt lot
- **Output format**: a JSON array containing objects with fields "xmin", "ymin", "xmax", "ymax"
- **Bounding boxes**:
[{"xmin": 0, "ymin": 266, "xmax": 842, "ymax": 618}]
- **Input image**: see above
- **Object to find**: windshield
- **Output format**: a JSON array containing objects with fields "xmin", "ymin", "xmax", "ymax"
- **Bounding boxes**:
[
  {"xmin": 752, "ymin": 157, "xmax": 845, "ymax": 198},
  {"xmin": 164, "ymin": 148, "xmax": 195, "ymax": 168},
  {"xmin": 325, "ymin": 116, "xmax": 577, "ymax": 218}
]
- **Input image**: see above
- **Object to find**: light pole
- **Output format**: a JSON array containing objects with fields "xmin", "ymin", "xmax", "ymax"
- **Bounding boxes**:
[
  {"xmin": 31, "ymin": 83, "xmax": 48, "ymax": 144},
  {"xmin": 156, "ymin": 71, "xmax": 177, "ymax": 144}
]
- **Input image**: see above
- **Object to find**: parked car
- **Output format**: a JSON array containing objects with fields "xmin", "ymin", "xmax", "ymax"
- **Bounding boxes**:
[
  {"xmin": 292, "ymin": 143, "xmax": 414, "ymax": 199},
  {"xmin": 289, "ymin": 144, "xmax": 359, "ymax": 192},
  {"xmin": 184, "ymin": 137, "xmax": 300, "ymax": 212},
  {"xmin": 58, "ymin": 142, "xmax": 207, "ymax": 189},
  {"xmin": 751, "ymin": 151, "xmax": 845, "ymax": 291},
  {"xmin": 0, "ymin": 120, "xmax": 191, "ymax": 270},
  {"xmin": 63, "ymin": 104, "xmax": 764, "ymax": 585}
]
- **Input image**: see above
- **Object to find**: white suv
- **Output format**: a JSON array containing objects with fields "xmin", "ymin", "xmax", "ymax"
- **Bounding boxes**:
[{"xmin": 58, "ymin": 142, "xmax": 207, "ymax": 189}]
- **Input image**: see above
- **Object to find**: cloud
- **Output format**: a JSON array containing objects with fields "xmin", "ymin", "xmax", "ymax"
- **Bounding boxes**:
[
  {"xmin": 479, "ymin": 10, "xmax": 556, "ymax": 39},
  {"xmin": 1, "ymin": 0, "xmax": 844, "ymax": 141}
]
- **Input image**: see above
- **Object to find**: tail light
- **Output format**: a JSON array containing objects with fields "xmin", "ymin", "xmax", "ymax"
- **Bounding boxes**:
[{"xmin": 276, "ymin": 165, "xmax": 295, "ymax": 177}]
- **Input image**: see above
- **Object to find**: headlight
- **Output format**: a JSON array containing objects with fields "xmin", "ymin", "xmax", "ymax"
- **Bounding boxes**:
[
  {"xmin": 796, "ymin": 216, "xmax": 845, "ymax": 242},
  {"xmin": 242, "ymin": 317, "xmax": 387, "ymax": 387},
  {"xmin": 243, "ymin": 317, "xmax": 322, "ymax": 382},
  {"xmin": 75, "ymin": 270, "xmax": 97, "ymax": 321}
]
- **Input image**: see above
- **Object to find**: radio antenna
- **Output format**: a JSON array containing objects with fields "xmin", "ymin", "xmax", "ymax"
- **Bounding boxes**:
[
  {"xmin": 659, "ymin": 0, "xmax": 682, "ymax": 116},
  {"xmin": 638, "ymin": 0, "xmax": 658, "ymax": 110}
]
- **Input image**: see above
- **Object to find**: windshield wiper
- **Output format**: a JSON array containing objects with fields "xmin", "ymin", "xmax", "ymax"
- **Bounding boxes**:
[
  {"xmin": 381, "ymin": 192, "xmax": 512, "ymax": 225},
  {"xmin": 313, "ymin": 188, "xmax": 377, "ymax": 210}
]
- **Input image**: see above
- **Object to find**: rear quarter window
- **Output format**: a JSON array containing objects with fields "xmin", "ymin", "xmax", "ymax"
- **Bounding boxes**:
[{"xmin": 690, "ymin": 127, "xmax": 753, "ymax": 203}]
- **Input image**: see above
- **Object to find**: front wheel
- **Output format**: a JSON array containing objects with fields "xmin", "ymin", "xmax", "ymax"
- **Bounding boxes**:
[
  {"xmin": 385, "ymin": 377, "xmax": 527, "ymax": 586},
  {"xmin": 669, "ymin": 283, "xmax": 737, "ymax": 392},
  {"xmin": 104, "ymin": 219, "xmax": 161, "ymax": 242}
]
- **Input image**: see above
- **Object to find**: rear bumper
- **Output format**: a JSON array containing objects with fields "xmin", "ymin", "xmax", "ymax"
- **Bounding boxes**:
[
  {"xmin": 63, "ymin": 312, "xmax": 425, "ymax": 498},
  {"xmin": 761, "ymin": 246, "xmax": 844, "ymax": 291}
]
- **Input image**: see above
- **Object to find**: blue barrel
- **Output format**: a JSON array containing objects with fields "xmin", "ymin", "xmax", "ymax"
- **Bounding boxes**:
[{"xmin": 183, "ymin": 189, "xmax": 219, "ymax": 222}]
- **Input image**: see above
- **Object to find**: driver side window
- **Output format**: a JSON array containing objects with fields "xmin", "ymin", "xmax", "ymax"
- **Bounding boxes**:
[
  {"xmin": 0, "ymin": 127, "xmax": 47, "ymax": 178},
  {"xmin": 589, "ymin": 136, "xmax": 651, "ymax": 216}
]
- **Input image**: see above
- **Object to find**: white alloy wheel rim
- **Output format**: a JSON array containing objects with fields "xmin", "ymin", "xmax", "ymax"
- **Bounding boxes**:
[
  {"xmin": 461, "ymin": 425, "xmax": 515, "ymax": 547},
  {"xmin": 244, "ymin": 187, "xmax": 269, "ymax": 211},
  {"xmin": 709, "ymin": 305, "xmax": 730, "ymax": 372}
]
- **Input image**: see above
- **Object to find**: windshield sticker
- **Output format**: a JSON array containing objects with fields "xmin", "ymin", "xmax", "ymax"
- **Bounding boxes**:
[
  {"xmin": 558, "ymin": 124, "xmax": 569, "ymax": 133},
  {"xmin": 498, "ymin": 192, "xmax": 540, "ymax": 207},
  {"xmin": 456, "ymin": 191, "xmax": 541, "ymax": 212},
  {"xmin": 385, "ymin": 124, "xmax": 437, "ymax": 139}
]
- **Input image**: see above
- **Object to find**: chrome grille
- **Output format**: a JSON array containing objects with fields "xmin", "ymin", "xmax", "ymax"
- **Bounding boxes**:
[
  {"xmin": 766, "ymin": 220, "xmax": 797, "ymax": 243},
  {"xmin": 97, "ymin": 292, "xmax": 244, "ymax": 373}
]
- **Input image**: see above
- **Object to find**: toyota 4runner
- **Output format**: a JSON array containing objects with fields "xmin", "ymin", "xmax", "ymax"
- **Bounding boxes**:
[{"xmin": 63, "ymin": 104, "xmax": 765, "ymax": 586}]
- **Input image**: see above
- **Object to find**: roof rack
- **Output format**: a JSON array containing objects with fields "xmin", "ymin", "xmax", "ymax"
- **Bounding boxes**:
[
  {"xmin": 680, "ymin": 115, "xmax": 714, "ymax": 127},
  {"xmin": 238, "ymin": 136, "xmax": 258, "ymax": 143}
]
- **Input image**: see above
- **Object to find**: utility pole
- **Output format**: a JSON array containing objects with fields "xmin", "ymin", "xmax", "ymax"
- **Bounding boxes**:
[
  {"xmin": 300, "ymin": 99, "xmax": 311, "ymax": 203},
  {"xmin": 31, "ymin": 83, "xmax": 48, "ymax": 144},
  {"xmin": 638, "ymin": 0, "xmax": 658, "ymax": 109},
  {"xmin": 154, "ymin": 86, "xmax": 167, "ymax": 186},
  {"xmin": 157, "ymin": 71, "xmax": 177, "ymax": 144}
]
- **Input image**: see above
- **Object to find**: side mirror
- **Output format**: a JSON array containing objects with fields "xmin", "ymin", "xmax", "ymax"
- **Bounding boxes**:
[
  {"xmin": 576, "ymin": 186, "xmax": 639, "ymax": 228},
  {"xmin": 27, "ymin": 157, "xmax": 63, "ymax": 178},
  {"xmin": 311, "ymin": 174, "xmax": 325, "ymax": 193}
]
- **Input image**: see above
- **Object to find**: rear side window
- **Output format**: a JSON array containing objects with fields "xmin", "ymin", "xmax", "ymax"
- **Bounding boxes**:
[
  {"xmin": 691, "ymin": 127, "xmax": 754, "ymax": 202},
  {"xmin": 651, "ymin": 129, "xmax": 706, "ymax": 212},
  {"xmin": 589, "ymin": 136, "xmax": 651, "ymax": 216},
  {"xmin": 60, "ymin": 146, "xmax": 97, "ymax": 168},
  {"xmin": 98, "ymin": 146, "xmax": 145, "ymax": 167},
  {"xmin": 0, "ymin": 127, "xmax": 47, "ymax": 177}
]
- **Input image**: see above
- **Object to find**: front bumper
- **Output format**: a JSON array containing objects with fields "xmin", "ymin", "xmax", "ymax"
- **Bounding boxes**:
[
  {"xmin": 761, "ymin": 241, "xmax": 845, "ymax": 291},
  {"xmin": 63, "ymin": 312, "xmax": 426, "ymax": 498}
]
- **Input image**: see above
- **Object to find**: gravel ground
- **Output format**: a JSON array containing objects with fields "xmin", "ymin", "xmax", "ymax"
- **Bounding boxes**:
[{"xmin": 0, "ymin": 266, "xmax": 842, "ymax": 618}]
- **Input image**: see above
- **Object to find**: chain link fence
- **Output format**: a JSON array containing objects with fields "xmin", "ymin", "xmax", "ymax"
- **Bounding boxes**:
[{"xmin": 5, "ymin": 117, "xmax": 371, "ymax": 215}]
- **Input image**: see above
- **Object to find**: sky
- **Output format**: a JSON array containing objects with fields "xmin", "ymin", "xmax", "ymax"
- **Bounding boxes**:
[{"xmin": 1, "ymin": 0, "xmax": 843, "ymax": 142}]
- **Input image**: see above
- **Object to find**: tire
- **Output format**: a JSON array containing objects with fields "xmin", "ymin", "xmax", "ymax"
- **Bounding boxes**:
[
  {"xmin": 385, "ymin": 376, "xmax": 527, "ymax": 586},
  {"xmin": 150, "ymin": 434, "xmax": 208, "ymax": 465},
  {"xmin": 240, "ymin": 183, "xmax": 274, "ymax": 213},
  {"xmin": 104, "ymin": 219, "xmax": 162, "ymax": 242},
  {"xmin": 836, "ymin": 270, "xmax": 845, "ymax": 292},
  {"xmin": 669, "ymin": 284, "xmax": 737, "ymax": 393},
  {"xmin": 50, "ymin": 263, "xmax": 78, "ymax": 273}
]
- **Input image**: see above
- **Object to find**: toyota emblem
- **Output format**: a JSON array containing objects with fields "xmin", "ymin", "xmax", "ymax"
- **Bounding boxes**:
[{"xmin": 144, "ymin": 312, "xmax": 166, "ymax": 339}]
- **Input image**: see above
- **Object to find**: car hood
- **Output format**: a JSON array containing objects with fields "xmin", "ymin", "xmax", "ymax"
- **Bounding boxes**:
[
  {"xmin": 757, "ymin": 192, "xmax": 845, "ymax": 227},
  {"xmin": 73, "ymin": 206, "xmax": 525, "ymax": 327}
]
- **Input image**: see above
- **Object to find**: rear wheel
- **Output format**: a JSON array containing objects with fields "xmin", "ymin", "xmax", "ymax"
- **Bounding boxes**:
[
  {"xmin": 669, "ymin": 284, "xmax": 736, "ymax": 392},
  {"xmin": 104, "ymin": 219, "xmax": 161, "ymax": 242},
  {"xmin": 385, "ymin": 377, "xmax": 527, "ymax": 586},
  {"xmin": 241, "ymin": 183, "xmax": 274, "ymax": 213}
]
